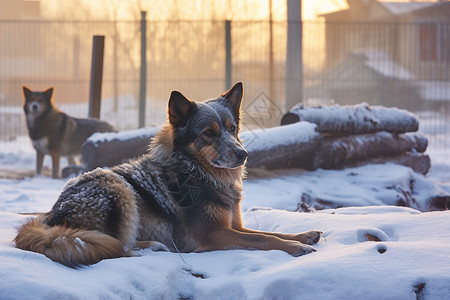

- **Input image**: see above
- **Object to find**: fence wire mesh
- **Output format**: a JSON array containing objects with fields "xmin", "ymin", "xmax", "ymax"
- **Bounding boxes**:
[{"xmin": 0, "ymin": 19, "xmax": 449, "ymax": 152}]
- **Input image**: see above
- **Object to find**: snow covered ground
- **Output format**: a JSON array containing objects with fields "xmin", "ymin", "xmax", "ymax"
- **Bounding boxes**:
[
  {"xmin": 2, "ymin": 206, "xmax": 450, "ymax": 299},
  {"xmin": 0, "ymin": 116, "xmax": 450, "ymax": 299}
]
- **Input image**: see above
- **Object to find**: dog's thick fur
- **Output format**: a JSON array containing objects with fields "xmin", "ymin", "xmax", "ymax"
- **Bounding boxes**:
[
  {"xmin": 23, "ymin": 86, "xmax": 116, "ymax": 178},
  {"xmin": 15, "ymin": 83, "xmax": 321, "ymax": 267}
]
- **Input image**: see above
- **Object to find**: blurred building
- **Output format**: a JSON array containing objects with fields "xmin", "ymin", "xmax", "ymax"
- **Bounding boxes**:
[{"xmin": 314, "ymin": 0, "xmax": 450, "ymax": 110}]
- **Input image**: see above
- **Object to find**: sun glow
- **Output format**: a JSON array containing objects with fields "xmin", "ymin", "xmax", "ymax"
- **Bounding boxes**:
[{"xmin": 38, "ymin": 0, "xmax": 348, "ymax": 21}]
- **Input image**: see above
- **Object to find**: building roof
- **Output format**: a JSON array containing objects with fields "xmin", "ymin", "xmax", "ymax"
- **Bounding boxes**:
[
  {"xmin": 321, "ymin": 1, "xmax": 448, "ymax": 20},
  {"xmin": 380, "ymin": 2, "xmax": 442, "ymax": 16},
  {"xmin": 418, "ymin": 81, "xmax": 450, "ymax": 102},
  {"xmin": 353, "ymin": 48, "xmax": 415, "ymax": 80}
]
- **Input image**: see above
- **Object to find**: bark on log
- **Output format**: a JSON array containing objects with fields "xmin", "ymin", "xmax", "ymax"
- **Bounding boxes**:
[
  {"xmin": 311, "ymin": 132, "xmax": 428, "ymax": 170},
  {"xmin": 82, "ymin": 127, "xmax": 159, "ymax": 169},
  {"xmin": 240, "ymin": 122, "xmax": 321, "ymax": 169},
  {"xmin": 281, "ymin": 103, "xmax": 419, "ymax": 134},
  {"xmin": 348, "ymin": 152, "xmax": 431, "ymax": 175},
  {"xmin": 428, "ymin": 196, "xmax": 450, "ymax": 211}
]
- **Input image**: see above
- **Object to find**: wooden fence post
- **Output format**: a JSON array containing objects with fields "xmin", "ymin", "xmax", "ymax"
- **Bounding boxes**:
[{"xmin": 88, "ymin": 35, "xmax": 105, "ymax": 119}]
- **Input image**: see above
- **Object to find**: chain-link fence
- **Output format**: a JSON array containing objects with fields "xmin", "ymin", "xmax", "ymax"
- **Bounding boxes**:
[{"xmin": 1, "ymin": 19, "xmax": 449, "ymax": 151}]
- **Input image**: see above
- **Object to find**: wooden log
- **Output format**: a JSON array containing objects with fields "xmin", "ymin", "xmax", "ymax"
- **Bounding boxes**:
[
  {"xmin": 278, "ymin": 151, "xmax": 430, "ymax": 174},
  {"xmin": 88, "ymin": 36, "xmax": 105, "ymax": 119},
  {"xmin": 240, "ymin": 122, "xmax": 321, "ymax": 169},
  {"xmin": 428, "ymin": 196, "xmax": 450, "ymax": 211},
  {"xmin": 82, "ymin": 123, "xmax": 321, "ymax": 171},
  {"xmin": 348, "ymin": 153, "xmax": 431, "ymax": 175},
  {"xmin": 281, "ymin": 103, "xmax": 419, "ymax": 134},
  {"xmin": 81, "ymin": 124, "xmax": 429, "ymax": 174},
  {"xmin": 82, "ymin": 127, "xmax": 159, "ymax": 169},
  {"xmin": 311, "ymin": 132, "xmax": 428, "ymax": 170}
]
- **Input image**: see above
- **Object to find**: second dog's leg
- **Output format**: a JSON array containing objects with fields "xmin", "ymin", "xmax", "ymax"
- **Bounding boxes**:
[
  {"xmin": 50, "ymin": 151, "xmax": 60, "ymax": 178},
  {"xmin": 36, "ymin": 151, "xmax": 44, "ymax": 175}
]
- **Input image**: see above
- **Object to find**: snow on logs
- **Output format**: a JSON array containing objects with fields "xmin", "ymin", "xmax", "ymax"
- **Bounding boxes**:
[
  {"xmin": 240, "ymin": 122, "xmax": 321, "ymax": 169},
  {"xmin": 281, "ymin": 102, "xmax": 419, "ymax": 134},
  {"xmin": 80, "ymin": 103, "xmax": 429, "ymax": 174},
  {"xmin": 280, "ymin": 103, "xmax": 429, "ymax": 174},
  {"xmin": 81, "ymin": 127, "xmax": 159, "ymax": 169}
]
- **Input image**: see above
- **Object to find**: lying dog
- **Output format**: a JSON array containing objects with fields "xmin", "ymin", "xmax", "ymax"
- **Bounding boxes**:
[
  {"xmin": 15, "ymin": 83, "xmax": 321, "ymax": 267},
  {"xmin": 23, "ymin": 86, "xmax": 116, "ymax": 178}
]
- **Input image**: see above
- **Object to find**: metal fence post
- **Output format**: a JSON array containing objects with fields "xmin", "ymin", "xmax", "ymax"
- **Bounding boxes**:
[
  {"xmin": 225, "ymin": 20, "xmax": 232, "ymax": 91},
  {"xmin": 113, "ymin": 20, "xmax": 119, "ymax": 113},
  {"xmin": 88, "ymin": 35, "xmax": 105, "ymax": 119},
  {"xmin": 285, "ymin": 0, "xmax": 303, "ymax": 111},
  {"xmin": 139, "ymin": 11, "xmax": 147, "ymax": 128}
]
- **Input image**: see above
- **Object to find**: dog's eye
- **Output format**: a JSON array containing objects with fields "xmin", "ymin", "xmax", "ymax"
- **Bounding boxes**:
[
  {"xmin": 229, "ymin": 125, "xmax": 236, "ymax": 132},
  {"xmin": 203, "ymin": 130, "xmax": 215, "ymax": 137}
]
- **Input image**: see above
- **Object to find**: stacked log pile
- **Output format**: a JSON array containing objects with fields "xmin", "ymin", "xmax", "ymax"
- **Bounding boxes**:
[
  {"xmin": 279, "ymin": 103, "xmax": 430, "ymax": 174},
  {"xmin": 79, "ymin": 103, "xmax": 429, "ymax": 174}
]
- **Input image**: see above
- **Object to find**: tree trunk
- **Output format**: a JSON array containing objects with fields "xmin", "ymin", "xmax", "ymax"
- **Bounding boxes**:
[{"xmin": 281, "ymin": 103, "xmax": 419, "ymax": 134}]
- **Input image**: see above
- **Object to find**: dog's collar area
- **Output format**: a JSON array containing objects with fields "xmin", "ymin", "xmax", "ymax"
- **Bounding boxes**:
[
  {"xmin": 174, "ymin": 152, "xmax": 228, "ymax": 188},
  {"xmin": 169, "ymin": 174, "xmax": 204, "ymax": 209}
]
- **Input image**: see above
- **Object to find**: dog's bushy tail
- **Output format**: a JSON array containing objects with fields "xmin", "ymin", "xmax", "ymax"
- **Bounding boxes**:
[{"xmin": 14, "ymin": 217, "xmax": 125, "ymax": 268}]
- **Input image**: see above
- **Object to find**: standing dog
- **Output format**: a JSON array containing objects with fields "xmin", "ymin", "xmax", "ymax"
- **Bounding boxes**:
[
  {"xmin": 15, "ymin": 83, "xmax": 321, "ymax": 267},
  {"xmin": 23, "ymin": 86, "xmax": 116, "ymax": 178}
]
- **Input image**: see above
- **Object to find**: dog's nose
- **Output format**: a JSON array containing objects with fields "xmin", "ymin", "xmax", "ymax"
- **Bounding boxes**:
[{"xmin": 235, "ymin": 149, "xmax": 248, "ymax": 161}]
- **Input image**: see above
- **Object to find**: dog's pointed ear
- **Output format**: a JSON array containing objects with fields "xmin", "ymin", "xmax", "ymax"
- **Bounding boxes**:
[
  {"xmin": 43, "ymin": 87, "xmax": 54, "ymax": 102},
  {"xmin": 22, "ymin": 86, "xmax": 32, "ymax": 99},
  {"xmin": 222, "ymin": 82, "xmax": 243, "ymax": 121},
  {"xmin": 168, "ymin": 91, "xmax": 196, "ymax": 127}
]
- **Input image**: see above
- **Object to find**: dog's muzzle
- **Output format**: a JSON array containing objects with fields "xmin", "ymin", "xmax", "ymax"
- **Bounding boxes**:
[
  {"xmin": 30, "ymin": 103, "xmax": 40, "ymax": 112},
  {"xmin": 234, "ymin": 148, "xmax": 248, "ymax": 164},
  {"xmin": 211, "ymin": 146, "xmax": 247, "ymax": 169}
]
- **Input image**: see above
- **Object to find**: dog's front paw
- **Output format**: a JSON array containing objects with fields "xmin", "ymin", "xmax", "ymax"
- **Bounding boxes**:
[
  {"xmin": 285, "ymin": 241, "xmax": 317, "ymax": 257},
  {"xmin": 148, "ymin": 241, "xmax": 170, "ymax": 252},
  {"xmin": 134, "ymin": 241, "xmax": 169, "ymax": 252},
  {"xmin": 295, "ymin": 230, "xmax": 322, "ymax": 245}
]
